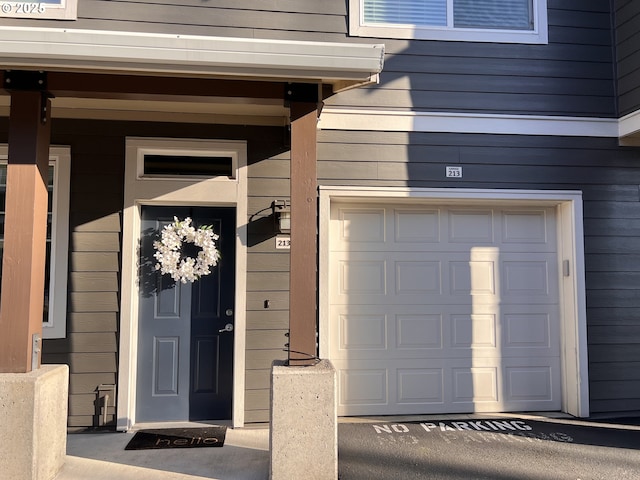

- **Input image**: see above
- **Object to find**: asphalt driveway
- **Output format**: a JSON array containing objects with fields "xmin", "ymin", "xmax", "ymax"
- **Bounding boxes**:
[{"xmin": 338, "ymin": 416, "xmax": 640, "ymax": 480}]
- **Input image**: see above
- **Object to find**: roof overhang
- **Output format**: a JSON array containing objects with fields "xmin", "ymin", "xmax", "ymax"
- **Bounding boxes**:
[{"xmin": 0, "ymin": 26, "xmax": 385, "ymax": 93}]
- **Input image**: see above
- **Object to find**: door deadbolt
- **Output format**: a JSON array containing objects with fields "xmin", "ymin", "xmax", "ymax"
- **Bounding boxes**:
[{"xmin": 225, "ymin": 309, "xmax": 233, "ymax": 317}]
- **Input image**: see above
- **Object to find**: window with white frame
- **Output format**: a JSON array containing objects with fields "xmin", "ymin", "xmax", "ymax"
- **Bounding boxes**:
[
  {"xmin": 349, "ymin": 0, "xmax": 548, "ymax": 44},
  {"xmin": 0, "ymin": 147, "xmax": 70, "ymax": 339}
]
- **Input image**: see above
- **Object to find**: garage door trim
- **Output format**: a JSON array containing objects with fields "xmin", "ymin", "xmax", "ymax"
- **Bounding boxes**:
[{"xmin": 319, "ymin": 186, "xmax": 588, "ymax": 418}]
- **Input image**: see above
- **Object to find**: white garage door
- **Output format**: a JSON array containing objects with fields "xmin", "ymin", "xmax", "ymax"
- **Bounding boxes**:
[{"xmin": 329, "ymin": 202, "xmax": 562, "ymax": 416}]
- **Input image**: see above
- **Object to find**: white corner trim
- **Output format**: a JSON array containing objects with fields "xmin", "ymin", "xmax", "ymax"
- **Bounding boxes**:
[
  {"xmin": 319, "ymin": 109, "xmax": 619, "ymax": 137},
  {"xmin": 619, "ymin": 108, "xmax": 640, "ymax": 139},
  {"xmin": 0, "ymin": 26, "xmax": 384, "ymax": 88}
]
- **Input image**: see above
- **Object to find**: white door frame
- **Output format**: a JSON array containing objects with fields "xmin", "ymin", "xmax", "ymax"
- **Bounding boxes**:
[
  {"xmin": 319, "ymin": 186, "xmax": 589, "ymax": 418},
  {"xmin": 117, "ymin": 137, "xmax": 248, "ymax": 430}
]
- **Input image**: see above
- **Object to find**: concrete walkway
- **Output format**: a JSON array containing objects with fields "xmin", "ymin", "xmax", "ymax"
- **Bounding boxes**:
[
  {"xmin": 54, "ymin": 415, "xmax": 640, "ymax": 480},
  {"xmin": 56, "ymin": 426, "xmax": 269, "ymax": 480}
]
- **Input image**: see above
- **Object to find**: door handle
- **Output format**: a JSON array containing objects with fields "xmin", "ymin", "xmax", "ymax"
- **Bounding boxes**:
[{"xmin": 219, "ymin": 323, "xmax": 234, "ymax": 333}]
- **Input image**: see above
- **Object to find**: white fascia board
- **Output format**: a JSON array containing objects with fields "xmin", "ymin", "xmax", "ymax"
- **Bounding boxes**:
[
  {"xmin": 0, "ymin": 26, "xmax": 384, "ymax": 87},
  {"xmin": 319, "ymin": 109, "xmax": 619, "ymax": 137}
]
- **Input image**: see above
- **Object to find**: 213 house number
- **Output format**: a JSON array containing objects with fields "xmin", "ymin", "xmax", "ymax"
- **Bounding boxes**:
[
  {"xmin": 275, "ymin": 236, "xmax": 291, "ymax": 249},
  {"xmin": 1, "ymin": 2, "xmax": 46, "ymax": 13}
]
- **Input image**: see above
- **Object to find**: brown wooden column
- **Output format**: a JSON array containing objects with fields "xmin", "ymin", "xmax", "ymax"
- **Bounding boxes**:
[
  {"xmin": 0, "ymin": 77, "xmax": 52, "ymax": 373},
  {"xmin": 288, "ymin": 95, "xmax": 319, "ymax": 366}
]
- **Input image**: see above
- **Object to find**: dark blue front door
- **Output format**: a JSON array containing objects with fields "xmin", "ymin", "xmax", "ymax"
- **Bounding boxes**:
[{"xmin": 136, "ymin": 206, "xmax": 235, "ymax": 422}]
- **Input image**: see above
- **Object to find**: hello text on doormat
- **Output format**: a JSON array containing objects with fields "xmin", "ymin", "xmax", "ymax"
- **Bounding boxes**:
[{"xmin": 125, "ymin": 426, "xmax": 226, "ymax": 450}]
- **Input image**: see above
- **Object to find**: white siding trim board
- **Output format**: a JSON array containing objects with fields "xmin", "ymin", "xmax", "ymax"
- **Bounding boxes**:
[
  {"xmin": 319, "ymin": 186, "xmax": 589, "ymax": 418},
  {"xmin": 618, "ymin": 108, "xmax": 640, "ymax": 145},
  {"xmin": 319, "ymin": 108, "xmax": 620, "ymax": 138},
  {"xmin": 0, "ymin": 99, "xmax": 627, "ymax": 140}
]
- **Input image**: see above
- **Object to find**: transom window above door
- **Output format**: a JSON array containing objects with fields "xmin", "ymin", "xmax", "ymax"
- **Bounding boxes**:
[
  {"xmin": 349, "ymin": 0, "xmax": 548, "ymax": 44},
  {"xmin": 142, "ymin": 154, "xmax": 233, "ymax": 178}
]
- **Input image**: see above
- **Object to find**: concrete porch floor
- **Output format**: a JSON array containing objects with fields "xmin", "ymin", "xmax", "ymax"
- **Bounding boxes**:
[{"xmin": 56, "ymin": 424, "xmax": 270, "ymax": 480}]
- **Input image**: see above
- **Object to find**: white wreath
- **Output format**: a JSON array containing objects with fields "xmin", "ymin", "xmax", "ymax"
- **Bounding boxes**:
[{"xmin": 153, "ymin": 216, "xmax": 220, "ymax": 284}]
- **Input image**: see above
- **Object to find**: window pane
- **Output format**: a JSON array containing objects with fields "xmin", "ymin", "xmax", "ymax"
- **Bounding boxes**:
[
  {"xmin": 143, "ymin": 155, "xmax": 233, "ymax": 177},
  {"xmin": 454, "ymin": 0, "xmax": 533, "ymax": 30},
  {"xmin": 364, "ymin": 0, "xmax": 447, "ymax": 26}
]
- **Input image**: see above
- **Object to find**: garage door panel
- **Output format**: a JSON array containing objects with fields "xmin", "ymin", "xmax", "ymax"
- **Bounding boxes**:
[
  {"xmin": 505, "ymin": 366, "xmax": 555, "ymax": 402},
  {"xmin": 337, "ymin": 312, "xmax": 388, "ymax": 351},
  {"xmin": 397, "ymin": 368, "xmax": 445, "ymax": 405},
  {"xmin": 335, "ymin": 359, "xmax": 560, "ymax": 415},
  {"xmin": 448, "ymin": 209, "xmax": 495, "ymax": 244},
  {"xmin": 452, "ymin": 367, "xmax": 499, "ymax": 404},
  {"xmin": 395, "ymin": 261, "xmax": 442, "ymax": 294},
  {"xmin": 334, "ymin": 208, "xmax": 387, "ymax": 244},
  {"xmin": 450, "ymin": 313, "xmax": 497, "ymax": 349},
  {"xmin": 502, "ymin": 260, "xmax": 554, "ymax": 294},
  {"xmin": 331, "ymin": 305, "xmax": 559, "ymax": 360},
  {"xmin": 338, "ymin": 259, "xmax": 387, "ymax": 296},
  {"xmin": 332, "ymin": 206, "xmax": 556, "ymax": 253},
  {"xmin": 338, "ymin": 365, "xmax": 389, "ymax": 407},
  {"xmin": 396, "ymin": 313, "xmax": 444, "ymax": 350},
  {"xmin": 395, "ymin": 209, "xmax": 441, "ymax": 243},
  {"xmin": 330, "ymin": 202, "xmax": 561, "ymax": 416},
  {"xmin": 503, "ymin": 311, "xmax": 554, "ymax": 350},
  {"xmin": 333, "ymin": 253, "xmax": 558, "ymax": 305},
  {"xmin": 502, "ymin": 209, "xmax": 554, "ymax": 245}
]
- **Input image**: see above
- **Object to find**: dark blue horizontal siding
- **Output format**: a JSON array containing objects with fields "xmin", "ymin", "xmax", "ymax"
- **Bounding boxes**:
[{"xmin": 615, "ymin": 0, "xmax": 640, "ymax": 115}]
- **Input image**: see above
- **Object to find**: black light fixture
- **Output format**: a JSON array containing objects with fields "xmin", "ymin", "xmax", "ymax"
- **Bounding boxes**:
[{"xmin": 272, "ymin": 199, "xmax": 291, "ymax": 234}]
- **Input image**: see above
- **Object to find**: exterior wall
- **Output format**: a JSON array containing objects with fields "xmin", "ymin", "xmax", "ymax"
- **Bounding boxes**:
[
  {"xmin": 4, "ymin": 1, "xmax": 617, "ymax": 118},
  {"xmin": 330, "ymin": 1, "xmax": 616, "ymax": 117},
  {"xmin": 0, "ymin": 1, "xmax": 347, "ymax": 38},
  {"xmin": 615, "ymin": 0, "xmax": 640, "ymax": 116},
  {"xmin": 42, "ymin": 121, "xmax": 123, "ymax": 428},
  {"xmin": 23, "ymin": 119, "xmax": 290, "ymax": 428},
  {"xmin": 6, "ymin": 119, "xmax": 639, "ymax": 425},
  {"xmin": 3, "ymin": 0, "xmax": 639, "ymax": 424}
]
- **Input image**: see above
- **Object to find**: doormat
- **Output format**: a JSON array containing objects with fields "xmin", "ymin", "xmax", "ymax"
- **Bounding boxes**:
[{"xmin": 125, "ymin": 426, "xmax": 226, "ymax": 450}]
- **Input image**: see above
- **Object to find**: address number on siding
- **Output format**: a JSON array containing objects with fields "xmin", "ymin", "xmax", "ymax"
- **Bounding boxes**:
[
  {"xmin": 446, "ymin": 166, "xmax": 463, "ymax": 178},
  {"xmin": 275, "ymin": 236, "xmax": 291, "ymax": 249}
]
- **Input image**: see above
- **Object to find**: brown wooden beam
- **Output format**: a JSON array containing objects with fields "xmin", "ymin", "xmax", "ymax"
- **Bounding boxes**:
[
  {"xmin": 288, "ymin": 101, "xmax": 319, "ymax": 366},
  {"xmin": 45, "ymin": 72, "xmax": 287, "ymax": 102},
  {"xmin": 0, "ymin": 90, "xmax": 51, "ymax": 373},
  {"xmin": 1, "ymin": 72, "xmax": 334, "ymax": 104}
]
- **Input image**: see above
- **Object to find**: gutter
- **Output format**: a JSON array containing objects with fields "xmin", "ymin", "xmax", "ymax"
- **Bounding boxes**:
[{"xmin": 0, "ymin": 26, "xmax": 385, "ymax": 91}]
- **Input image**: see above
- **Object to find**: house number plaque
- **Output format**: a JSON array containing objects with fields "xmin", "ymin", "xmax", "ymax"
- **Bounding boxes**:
[
  {"xmin": 446, "ymin": 166, "xmax": 463, "ymax": 178},
  {"xmin": 275, "ymin": 236, "xmax": 291, "ymax": 249}
]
